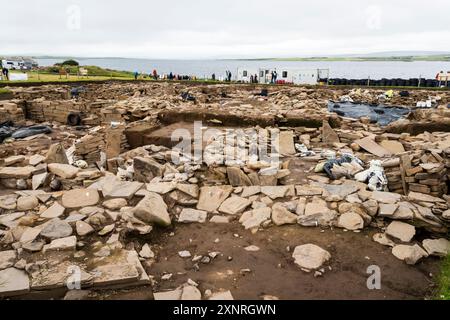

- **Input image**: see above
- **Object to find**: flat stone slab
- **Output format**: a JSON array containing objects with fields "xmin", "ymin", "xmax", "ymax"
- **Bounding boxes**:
[
  {"xmin": 176, "ymin": 183, "xmax": 199, "ymax": 198},
  {"xmin": 62, "ymin": 189, "xmax": 100, "ymax": 209},
  {"xmin": 91, "ymin": 264, "xmax": 140, "ymax": 287},
  {"xmin": 0, "ymin": 250, "xmax": 17, "ymax": 270},
  {"xmin": 371, "ymin": 191, "xmax": 401, "ymax": 204},
  {"xmin": 0, "ymin": 212, "xmax": 24, "ymax": 227},
  {"xmin": 197, "ymin": 186, "xmax": 233, "ymax": 212},
  {"xmin": 380, "ymin": 140, "xmax": 405, "ymax": 153},
  {"xmin": 31, "ymin": 261, "xmax": 92, "ymax": 290},
  {"xmin": 261, "ymin": 186, "xmax": 295, "ymax": 199},
  {"xmin": 20, "ymin": 227, "xmax": 42, "ymax": 244},
  {"xmin": 46, "ymin": 236, "xmax": 77, "ymax": 251},
  {"xmin": 154, "ymin": 289, "xmax": 182, "ymax": 300},
  {"xmin": 386, "ymin": 221, "xmax": 416, "ymax": 242},
  {"xmin": 219, "ymin": 196, "xmax": 251, "ymax": 215},
  {"xmin": 355, "ymin": 137, "xmax": 392, "ymax": 157},
  {"xmin": 40, "ymin": 202, "xmax": 66, "ymax": 219},
  {"xmin": 48, "ymin": 163, "xmax": 80, "ymax": 179},
  {"xmin": 241, "ymin": 186, "xmax": 261, "ymax": 198},
  {"xmin": 422, "ymin": 238, "xmax": 450, "ymax": 257},
  {"xmin": 91, "ymin": 176, "xmax": 143, "ymax": 200},
  {"xmin": 40, "ymin": 219, "xmax": 73, "ymax": 240},
  {"xmin": 0, "ymin": 268, "xmax": 30, "ymax": 297},
  {"xmin": 239, "ymin": 207, "xmax": 271, "ymax": 230},
  {"xmin": 296, "ymin": 185, "xmax": 324, "ymax": 196},
  {"xmin": 146, "ymin": 182, "xmax": 177, "ymax": 194},
  {"xmin": 392, "ymin": 244, "xmax": 428, "ymax": 265},
  {"xmin": 408, "ymin": 192, "xmax": 445, "ymax": 204},
  {"xmin": 321, "ymin": 181, "xmax": 359, "ymax": 200},
  {"xmin": 378, "ymin": 203, "xmax": 398, "ymax": 217},
  {"xmin": 178, "ymin": 209, "xmax": 207, "ymax": 223},
  {"xmin": 0, "ymin": 166, "xmax": 34, "ymax": 179}
]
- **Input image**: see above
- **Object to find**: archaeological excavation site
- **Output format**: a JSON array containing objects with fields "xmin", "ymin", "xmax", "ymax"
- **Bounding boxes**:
[{"xmin": 0, "ymin": 81, "xmax": 449, "ymax": 300}]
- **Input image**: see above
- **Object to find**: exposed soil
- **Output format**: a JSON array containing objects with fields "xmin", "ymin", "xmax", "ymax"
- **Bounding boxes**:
[{"xmin": 143, "ymin": 222, "xmax": 440, "ymax": 300}]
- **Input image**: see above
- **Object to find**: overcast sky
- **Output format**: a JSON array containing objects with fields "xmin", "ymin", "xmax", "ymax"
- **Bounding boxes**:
[{"xmin": 1, "ymin": 0, "xmax": 449, "ymax": 59}]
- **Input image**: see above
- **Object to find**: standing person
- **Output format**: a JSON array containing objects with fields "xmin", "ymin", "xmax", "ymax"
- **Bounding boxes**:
[
  {"xmin": 250, "ymin": 75, "xmax": 253, "ymax": 83},
  {"xmin": 169, "ymin": 72, "xmax": 173, "ymax": 80},
  {"xmin": 254, "ymin": 74, "xmax": 258, "ymax": 83},
  {"xmin": 228, "ymin": 70, "xmax": 232, "ymax": 82},
  {"xmin": 3, "ymin": 67, "xmax": 8, "ymax": 81},
  {"xmin": 273, "ymin": 70, "xmax": 278, "ymax": 83},
  {"xmin": 211, "ymin": 73, "xmax": 215, "ymax": 81},
  {"xmin": 153, "ymin": 69, "xmax": 158, "ymax": 80},
  {"xmin": 134, "ymin": 71, "xmax": 139, "ymax": 80},
  {"xmin": 2, "ymin": 63, "xmax": 9, "ymax": 81}
]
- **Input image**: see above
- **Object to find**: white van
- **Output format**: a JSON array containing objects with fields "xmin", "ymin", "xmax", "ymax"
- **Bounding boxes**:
[{"xmin": 1, "ymin": 59, "xmax": 26, "ymax": 70}]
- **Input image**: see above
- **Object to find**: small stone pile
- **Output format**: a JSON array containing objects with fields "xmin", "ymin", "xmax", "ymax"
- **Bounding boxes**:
[
  {"xmin": 74, "ymin": 127, "xmax": 106, "ymax": 164},
  {"xmin": 401, "ymin": 151, "xmax": 449, "ymax": 197},
  {"xmin": 0, "ymin": 101, "xmax": 25, "ymax": 124}
]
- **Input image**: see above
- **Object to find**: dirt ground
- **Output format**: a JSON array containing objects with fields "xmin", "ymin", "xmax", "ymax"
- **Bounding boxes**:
[
  {"xmin": 15, "ymin": 221, "xmax": 439, "ymax": 301},
  {"xmin": 87, "ymin": 223, "xmax": 442, "ymax": 301}
]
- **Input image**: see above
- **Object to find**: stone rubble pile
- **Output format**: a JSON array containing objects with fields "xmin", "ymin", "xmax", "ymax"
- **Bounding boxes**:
[
  {"xmin": 0, "ymin": 101, "xmax": 25, "ymax": 124},
  {"xmin": 1, "ymin": 82, "xmax": 449, "ymax": 299}
]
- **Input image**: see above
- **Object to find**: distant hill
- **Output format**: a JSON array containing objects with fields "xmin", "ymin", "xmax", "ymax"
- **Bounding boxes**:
[
  {"xmin": 2, "ymin": 51, "xmax": 449, "ymax": 62},
  {"xmin": 241, "ymin": 53, "xmax": 450, "ymax": 62}
]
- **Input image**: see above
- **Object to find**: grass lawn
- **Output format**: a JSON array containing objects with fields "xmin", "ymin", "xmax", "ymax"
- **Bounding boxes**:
[
  {"xmin": 3, "ymin": 71, "xmax": 135, "ymax": 83},
  {"xmin": 436, "ymin": 254, "xmax": 450, "ymax": 300},
  {"xmin": 0, "ymin": 87, "xmax": 11, "ymax": 94}
]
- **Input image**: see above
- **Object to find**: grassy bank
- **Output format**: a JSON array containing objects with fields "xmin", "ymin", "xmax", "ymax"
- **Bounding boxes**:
[
  {"xmin": 0, "ymin": 64, "xmax": 138, "ymax": 84},
  {"xmin": 436, "ymin": 254, "xmax": 450, "ymax": 300},
  {"xmin": 42, "ymin": 65, "xmax": 134, "ymax": 78},
  {"xmin": 0, "ymin": 88, "xmax": 11, "ymax": 94}
]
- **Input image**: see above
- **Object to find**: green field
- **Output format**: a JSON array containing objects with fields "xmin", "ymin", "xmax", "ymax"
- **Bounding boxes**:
[
  {"xmin": 436, "ymin": 254, "xmax": 450, "ymax": 300},
  {"xmin": 1, "ymin": 68, "xmax": 144, "ymax": 84}
]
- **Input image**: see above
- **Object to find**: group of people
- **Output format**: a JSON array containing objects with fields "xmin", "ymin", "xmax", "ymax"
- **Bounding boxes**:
[
  {"xmin": 249, "ymin": 74, "xmax": 259, "ymax": 83},
  {"xmin": 134, "ymin": 69, "xmax": 159, "ymax": 80},
  {"xmin": 270, "ymin": 70, "xmax": 278, "ymax": 84},
  {"xmin": 225, "ymin": 70, "xmax": 232, "ymax": 82}
]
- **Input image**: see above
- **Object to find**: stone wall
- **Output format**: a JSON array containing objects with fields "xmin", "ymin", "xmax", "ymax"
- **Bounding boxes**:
[{"xmin": 0, "ymin": 101, "xmax": 25, "ymax": 124}]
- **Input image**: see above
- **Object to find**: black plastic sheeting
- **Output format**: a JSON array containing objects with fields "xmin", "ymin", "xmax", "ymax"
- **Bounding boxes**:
[
  {"xmin": 328, "ymin": 101, "xmax": 410, "ymax": 126},
  {"xmin": 0, "ymin": 122, "xmax": 52, "ymax": 142},
  {"xmin": 0, "ymin": 121, "xmax": 15, "ymax": 143},
  {"xmin": 325, "ymin": 78, "xmax": 449, "ymax": 88}
]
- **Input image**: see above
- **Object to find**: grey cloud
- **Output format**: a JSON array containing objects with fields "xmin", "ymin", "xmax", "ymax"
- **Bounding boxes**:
[{"xmin": 0, "ymin": 0, "xmax": 449, "ymax": 58}]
